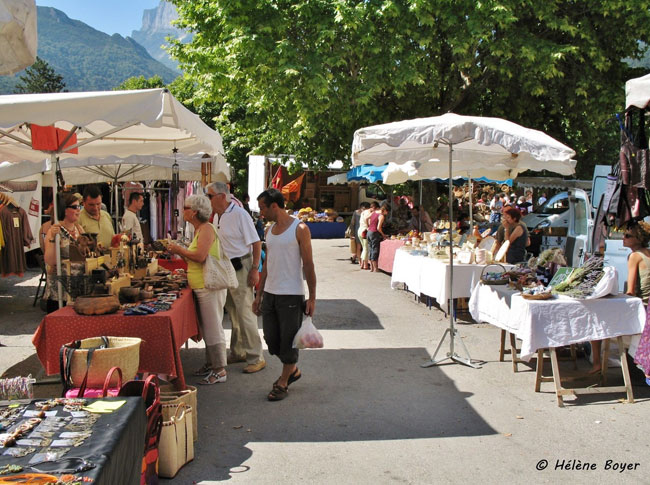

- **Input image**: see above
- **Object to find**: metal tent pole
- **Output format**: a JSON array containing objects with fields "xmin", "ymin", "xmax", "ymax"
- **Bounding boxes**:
[
  {"xmin": 50, "ymin": 156, "xmax": 63, "ymax": 309},
  {"xmin": 468, "ymin": 172, "xmax": 473, "ymax": 233},
  {"xmin": 422, "ymin": 143, "xmax": 481, "ymax": 369},
  {"xmin": 419, "ymin": 179, "xmax": 423, "ymax": 206}
]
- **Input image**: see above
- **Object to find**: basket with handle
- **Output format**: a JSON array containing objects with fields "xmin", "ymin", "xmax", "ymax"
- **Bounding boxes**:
[{"xmin": 480, "ymin": 263, "xmax": 509, "ymax": 285}]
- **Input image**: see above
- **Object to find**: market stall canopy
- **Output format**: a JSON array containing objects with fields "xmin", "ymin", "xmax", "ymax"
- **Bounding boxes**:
[
  {"xmin": 0, "ymin": 152, "xmax": 228, "ymax": 185},
  {"xmin": 0, "ymin": 89, "xmax": 227, "ymax": 176},
  {"xmin": 382, "ymin": 161, "xmax": 516, "ymax": 185},
  {"xmin": 352, "ymin": 113, "xmax": 576, "ymax": 178},
  {"xmin": 0, "ymin": 0, "xmax": 36, "ymax": 75},
  {"xmin": 326, "ymin": 173, "xmax": 349, "ymax": 185},
  {"xmin": 347, "ymin": 164, "xmax": 386, "ymax": 183},
  {"xmin": 625, "ymin": 72, "xmax": 650, "ymax": 110},
  {"xmin": 515, "ymin": 176, "xmax": 591, "ymax": 191}
]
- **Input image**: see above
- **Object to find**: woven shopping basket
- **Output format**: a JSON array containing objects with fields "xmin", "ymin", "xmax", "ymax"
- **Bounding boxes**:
[
  {"xmin": 480, "ymin": 263, "xmax": 509, "ymax": 285},
  {"xmin": 61, "ymin": 336, "xmax": 141, "ymax": 389}
]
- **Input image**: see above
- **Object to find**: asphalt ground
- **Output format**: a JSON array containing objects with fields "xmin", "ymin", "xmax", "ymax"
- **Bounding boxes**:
[{"xmin": 2, "ymin": 239, "xmax": 650, "ymax": 484}]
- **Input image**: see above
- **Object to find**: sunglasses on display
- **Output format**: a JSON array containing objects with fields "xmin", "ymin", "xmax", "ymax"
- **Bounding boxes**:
[{"xmin": 67, "ymin": 205, "xmax": 81, "ymax": 210}]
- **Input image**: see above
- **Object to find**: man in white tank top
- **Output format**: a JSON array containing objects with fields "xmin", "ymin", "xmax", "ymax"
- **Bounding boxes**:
[{"xmin": 253, "ymin": 189, "xmax": 317, "ymax": 401}]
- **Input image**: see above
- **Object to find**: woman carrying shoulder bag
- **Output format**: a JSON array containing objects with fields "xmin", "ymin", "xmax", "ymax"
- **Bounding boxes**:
[{"xmin": 168, "ymin": 195, "xmax": 228, "ymax": 385}]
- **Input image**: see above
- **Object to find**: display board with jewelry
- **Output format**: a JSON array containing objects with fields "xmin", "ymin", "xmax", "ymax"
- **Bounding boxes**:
[{"xmin": 0, "ymin": 397, "xmax": 145, "ymax": 483}]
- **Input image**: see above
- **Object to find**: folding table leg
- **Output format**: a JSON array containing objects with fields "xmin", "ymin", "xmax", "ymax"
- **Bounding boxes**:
[
  {"xmin": 617, "ymin": 336, "xmax": 635, "ymax": 404},
  {"xmin": 499, "ymin": 330, "xmax": 506, "ymax": 362},
  {"xmin": 549, "ymin": 348, "xmax": 565, "ymax": 407},
  {"xmin": 509, "ymin": 332, "xmax": 519, "ymax": 373},
  {"xmin": 534, "ymin": 349, "xmax": 544, "ymax": 392}
]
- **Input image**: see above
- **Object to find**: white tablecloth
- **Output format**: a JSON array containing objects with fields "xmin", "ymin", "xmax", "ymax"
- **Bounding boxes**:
[
  {"xmin": 468, "ymin": 283, "xmax": 519, "ymax": 333},
  {"xmin": 391, "ymin": 250, "xmax": 512, "ymax": 313},
  {"xmin": 509, "ymin": 293, "xmax": 646, "ymax": 361}
]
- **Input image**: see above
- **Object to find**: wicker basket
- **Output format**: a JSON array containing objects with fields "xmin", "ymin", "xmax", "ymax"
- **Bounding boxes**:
[
  {"xmin": 480, "ymin": 263, "xmax": 509, "ymax": 285},
  {"xmin": 66, "ymin": 336, "xmax": 142, "ymax": 388},
  {"xmin": 521, "ymin": 292, "xmax": 553, "ymax": 300}
]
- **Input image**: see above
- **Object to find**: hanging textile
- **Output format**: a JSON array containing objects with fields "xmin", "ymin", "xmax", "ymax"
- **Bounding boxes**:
[{"xmin": 0, "ymin": 204, "xmax": 34, "ymax": 277}]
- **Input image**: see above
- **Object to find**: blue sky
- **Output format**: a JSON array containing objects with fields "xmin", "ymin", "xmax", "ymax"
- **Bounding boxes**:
[{"xmin": 35, "ymin": 0, "xmax": 161, "ymax": 37}]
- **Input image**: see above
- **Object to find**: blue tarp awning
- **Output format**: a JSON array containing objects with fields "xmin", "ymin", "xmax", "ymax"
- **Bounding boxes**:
[{"xmin": 347, "ymin": 164, "xmax": 386, "ymax": 183}]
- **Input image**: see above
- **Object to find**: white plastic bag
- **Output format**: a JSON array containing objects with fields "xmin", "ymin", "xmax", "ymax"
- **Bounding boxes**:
[
  {"xmin": 587, "ymin": 266, "xmax": 618, "ymax": 299},
  {"xmin": 292, "ymin": 316, "xmax": 324, "ymax": 349}
]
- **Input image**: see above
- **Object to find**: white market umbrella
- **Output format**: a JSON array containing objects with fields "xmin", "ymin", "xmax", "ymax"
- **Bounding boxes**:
[
  {"xmin": 626, "ymin": 72, "xmax": 650, "ymax": 110},
  {"xmin": 0, "ymin": 88, "xmax": 228, "ymax": 307},
  {"xmin": 0, "ymin": 0, "xmax": 36, "ymax": 75},
  {"xmin": 352, "ymin": 113, "xmax": 576, "ymax": 368}
]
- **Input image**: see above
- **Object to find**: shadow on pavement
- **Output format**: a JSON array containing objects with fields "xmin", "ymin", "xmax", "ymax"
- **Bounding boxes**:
[{"xmin": 168, "ymin": 347, "xmax": 496, "ymax": 483}]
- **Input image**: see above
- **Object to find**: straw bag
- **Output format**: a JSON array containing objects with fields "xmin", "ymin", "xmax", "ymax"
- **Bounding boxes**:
[
  {"xmin": 160, "ymin": 384, "xmax": 198, "ymax": 441},
  {"xmin": 158, "ymin": 403, "xmax": 194, "ymax": 478},
  {"xmin": 60, "ymin": 336, "xmax": 141, "ymax": 392},
  {"xmin": 203, "ymin": 223, "xmax": 238, "ymax": 291}
]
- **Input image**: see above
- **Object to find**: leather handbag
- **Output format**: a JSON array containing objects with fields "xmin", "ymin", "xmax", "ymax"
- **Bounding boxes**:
[
  {"xmin": 118, "ymin": 375, "xmax": 163, "ymax": 485},
  {"xmin": 203, "ymin": 223, "xmax": 238, "ymax": 291},
  {"xmin": 65, "ymin": 366, "xmax": 123, "ymax": 398},
  {"xmin": 158, "ymin": 403, "xmax": 194, "ymax": 478}
]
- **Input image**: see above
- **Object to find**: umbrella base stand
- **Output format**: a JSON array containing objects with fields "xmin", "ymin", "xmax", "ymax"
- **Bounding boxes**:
[{"xmin": 421, "ymin": 327, "xmax": 483, "ymax": 369}]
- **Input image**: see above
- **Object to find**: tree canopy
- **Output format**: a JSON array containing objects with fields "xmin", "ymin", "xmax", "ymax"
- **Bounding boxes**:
[
  {"xmin": 169, "ymin": 1, "xmax": 650, "ymax": 178},
  {"xmin": 14, "ymin": 57, "xmax": 66, "ymax": 94}
]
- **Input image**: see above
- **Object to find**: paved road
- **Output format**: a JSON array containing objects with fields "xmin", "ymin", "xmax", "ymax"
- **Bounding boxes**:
[{"xmin": 2, "ymin": 239, "xmax": 649, "ymax": 483}]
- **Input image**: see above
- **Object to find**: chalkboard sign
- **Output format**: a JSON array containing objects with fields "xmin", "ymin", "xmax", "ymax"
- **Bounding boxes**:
[{"xmin": 548, "ymin": 267, "xmax": 574, "ymax": 287}]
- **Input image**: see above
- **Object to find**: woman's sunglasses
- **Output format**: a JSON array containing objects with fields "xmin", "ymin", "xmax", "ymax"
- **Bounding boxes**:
[
  {"xmin": 624, "ymin": 233, "xmax": 634, "ymax": 239},
  {"xmin": 67, "ymin": 205, "xmax": 81, "ymax": 210}
]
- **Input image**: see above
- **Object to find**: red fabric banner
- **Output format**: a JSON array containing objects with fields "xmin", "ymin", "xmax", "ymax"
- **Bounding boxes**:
[{"xmin": 30, "ymin": 124, "xmax": 78, "ymax": 153}]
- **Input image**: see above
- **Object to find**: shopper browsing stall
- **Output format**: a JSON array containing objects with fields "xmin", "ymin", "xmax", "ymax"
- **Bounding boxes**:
[
  {"xmin": 358, "ymin": 202, "xmax": 372, "ymax": 270},
  {"xmin": 408, "ymin": 205, "xmax": 433, "ymax": 233},
  {"xmin": 253, "ymin": 188, "xmax": 316, "ymax": 401},
  {"xmin": 206, "ymin": 182, "xmax": 266, "ymax": 374},
  {"xmin": 366, "ymin": 203, "xmax": 389, "ymax": 273},
  {"xmin": 167, "ymin": 194, "xmax": 228, "ymax": 385}
]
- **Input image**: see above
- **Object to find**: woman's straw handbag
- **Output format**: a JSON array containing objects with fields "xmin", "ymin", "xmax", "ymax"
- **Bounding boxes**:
[
  {"xmin": 203, "ymin": 224, "xmax": 238, "ymax": 291},
  {"xmin": 160, "ymin": 384, "xmax": 198, "ymax": 441},
  {"xmin": 60, "ymin": 336, "xmax": 141, "ymax": 390},
  {"xmin": 158, "ymin": 403, "xmax": 194, "ymax": 478}
]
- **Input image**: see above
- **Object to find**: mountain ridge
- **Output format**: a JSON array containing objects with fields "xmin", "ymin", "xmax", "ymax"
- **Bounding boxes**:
[{"xmin": 0, "ymin": 6, "xmax": 179, "ymax": 94}]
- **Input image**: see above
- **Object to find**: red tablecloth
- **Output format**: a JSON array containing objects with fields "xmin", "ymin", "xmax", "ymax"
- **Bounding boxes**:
[
  {"xmin": 157, "ymin": 259, "xmax": 188, "ymax": 272},
  {"xmin": 378, "ymin": 239, "xmax": 405, "ymax": 273},
  {"xmin": 32, "ymin": 288, "xmax": 199, "ymax": 390}
]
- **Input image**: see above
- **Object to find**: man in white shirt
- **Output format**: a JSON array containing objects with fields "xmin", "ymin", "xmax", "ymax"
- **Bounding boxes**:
[
  {"xmin": 121, "ymin": 192, "xmax": 144, "ymax": 244},
  {"xmin": 206, "ymin": 182, "xmax": 266, "ymax": 373}
]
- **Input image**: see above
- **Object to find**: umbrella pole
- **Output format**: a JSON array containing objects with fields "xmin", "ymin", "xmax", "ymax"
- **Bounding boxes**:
[
  {"xmin": 468, "ymin": 172, "xmax": 473, "ymax": 233},
  {"xmin": 51, "ymin": 157, "xmax": 63, "ymax": 309},
  {"xmin": 422, "ymin": 144, "xmax": 481, "ymax": 369}
]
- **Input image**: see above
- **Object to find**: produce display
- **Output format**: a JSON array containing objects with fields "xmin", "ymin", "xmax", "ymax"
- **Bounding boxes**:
[
  {"xmin": 553, "ymin": 256, "xmax": 605, "ymax": 298},
  {"xmin": 296, "ymin": 207, "xmax": 338, "ymax": 222},
  {"xmin": 505, "ymin": 267, "xmax": 539, "ymax": 289}
]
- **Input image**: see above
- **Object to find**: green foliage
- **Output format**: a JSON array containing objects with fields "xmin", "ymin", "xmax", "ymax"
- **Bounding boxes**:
[
  {"xmin": 114, "ymin": 75, "xmax": 166, "ymax": 91},
  {"xmin": 168, "ymin": 0, "xmax": 650, "ymax": 180},
  {"xmin": 13, "ymin": 57, "xmax": 66, "ymax": 94}
]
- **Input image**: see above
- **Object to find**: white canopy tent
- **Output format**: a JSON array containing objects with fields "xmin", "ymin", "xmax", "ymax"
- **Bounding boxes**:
[
  {"xmin": 0, "ymin": 88, "xmax": 228, "ymax": 306},
  {"xmin": 625, "ymin": 72, "xmax": 650, "ymax": 110},
  {"xmin": 0, "ymin": 153, "xmax": 229, "ymax": 185},
  {"xmin": 352, "ymin": 113, "xmax": 576, "ymax": 368},
  {"xmin": 0, "ymin": 0, "xmax": 36, "ymax": 75}
]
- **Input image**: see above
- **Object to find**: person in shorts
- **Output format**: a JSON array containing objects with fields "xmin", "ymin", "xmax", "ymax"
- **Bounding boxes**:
[{"xmin": 252, "ymin": 188, "xmax": 316, "ymax": 401}]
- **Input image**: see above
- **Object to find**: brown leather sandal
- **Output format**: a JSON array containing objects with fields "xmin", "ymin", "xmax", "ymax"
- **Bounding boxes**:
[{"xmin": 267, "ymin": 383, "xmax": 288, "ymax": 401}]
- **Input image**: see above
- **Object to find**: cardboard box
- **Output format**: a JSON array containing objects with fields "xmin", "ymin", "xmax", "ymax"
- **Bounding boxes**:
[{"xmin": 106, "ymin": 274, "xmax": 132, "ymax": 296}]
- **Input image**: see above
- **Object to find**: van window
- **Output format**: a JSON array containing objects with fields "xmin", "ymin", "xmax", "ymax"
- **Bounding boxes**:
[
  {"xmin": 535, "ymin": 193, "xmax": 569, "ymax": 215},
  {"xmin": 572, "ymin": 196, "xmax": 588, "ymax": 236}
]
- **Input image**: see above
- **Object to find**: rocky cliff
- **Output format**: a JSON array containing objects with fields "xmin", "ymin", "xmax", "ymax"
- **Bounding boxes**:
[{"xmin": 131, "ymin": 1, "xmax": 189, "ymax": 73}]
